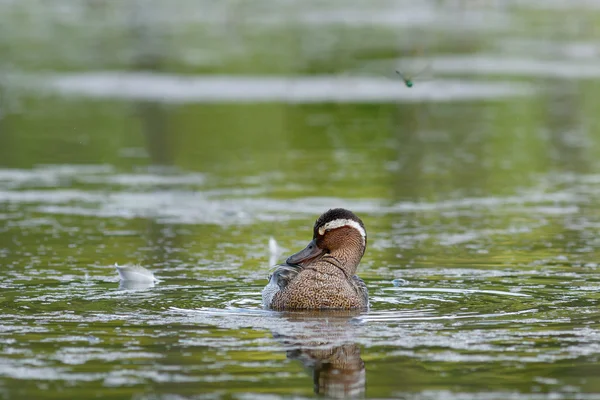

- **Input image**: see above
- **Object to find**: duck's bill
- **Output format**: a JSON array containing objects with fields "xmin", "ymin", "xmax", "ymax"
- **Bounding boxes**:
[{"xmin": 286, "ymin": 239, "xmax": 325, "ymax": 266}]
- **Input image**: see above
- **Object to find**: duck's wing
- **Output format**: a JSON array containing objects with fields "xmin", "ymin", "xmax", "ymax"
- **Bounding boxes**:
[
  {"xmin": 269, "ymin": 263, "xmax": 303, "ymax": 290},
  {"xmin": 262, "ymin": 263, "xmax": 303, "ymax": 308},
  {"xmin": 351, "ymin": 275, "xmax": 369, "ymax": 308}
]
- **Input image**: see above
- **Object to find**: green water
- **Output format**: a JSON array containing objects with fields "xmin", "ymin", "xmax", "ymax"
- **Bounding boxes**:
[{"xmin": 2, "ymin": 1, "xmax": 600, "ymax": 399}]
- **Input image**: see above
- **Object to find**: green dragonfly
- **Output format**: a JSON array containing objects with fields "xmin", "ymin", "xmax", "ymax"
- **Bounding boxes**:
[{"xmin": 395, "ymin": 63, "xmax": 432, "ymax": 88}]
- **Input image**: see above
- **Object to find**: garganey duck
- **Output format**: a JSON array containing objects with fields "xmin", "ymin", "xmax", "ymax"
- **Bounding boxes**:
[{"xmin": 262, "ymin": 208, "xmax": 369, "ymax": 310}]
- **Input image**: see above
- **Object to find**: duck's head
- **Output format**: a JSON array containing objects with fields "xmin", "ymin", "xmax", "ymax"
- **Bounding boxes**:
[{"xmin": 286, "ymin": 208, "xmax": 367, "ymax": 274}]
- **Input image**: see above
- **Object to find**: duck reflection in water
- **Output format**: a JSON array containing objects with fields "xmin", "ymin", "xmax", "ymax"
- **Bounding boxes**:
[{"xmin": 272, "ymin": 310, "xmax": 366, "ymax": 398}]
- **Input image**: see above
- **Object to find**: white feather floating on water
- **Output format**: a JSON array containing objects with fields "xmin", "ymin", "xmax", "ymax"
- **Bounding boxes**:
[
  {"xmin": 115, "ymin": 263, "xmax": 158, "ymax": 283},
  {"xmin": 269, "ymin": 237, "xmax": 287, "ymax": 266},
  {"xmin": 269, "ymin": 237, "xmax": 278, "ymax": 256}
]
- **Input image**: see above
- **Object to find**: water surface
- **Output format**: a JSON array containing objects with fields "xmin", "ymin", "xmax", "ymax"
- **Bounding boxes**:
[{"xmin": 2, "ymin": 1, "xmax": 600, "ymax": 399}]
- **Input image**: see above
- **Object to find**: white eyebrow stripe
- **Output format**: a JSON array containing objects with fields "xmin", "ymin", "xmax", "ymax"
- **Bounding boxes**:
[{"xmin": 318, "ymin": 219, "xmax": 366, "ymax": 238}]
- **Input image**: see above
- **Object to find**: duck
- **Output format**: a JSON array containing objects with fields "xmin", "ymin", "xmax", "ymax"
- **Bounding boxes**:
[{"xmin": 262, "ymin": 208, "xmax": 369, "ymax": 310}]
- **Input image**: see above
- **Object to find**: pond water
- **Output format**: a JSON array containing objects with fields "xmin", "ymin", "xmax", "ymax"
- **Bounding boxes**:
[{"xmin": 2, "ymin": 1, "xmax": 600, "ymax": 399}]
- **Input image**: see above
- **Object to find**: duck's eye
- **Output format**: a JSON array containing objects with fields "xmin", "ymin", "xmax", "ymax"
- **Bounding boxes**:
[{"xmin": 325, "ymin": 229, "xmax": 331, "ymax": 233}]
